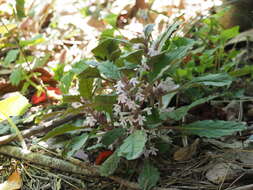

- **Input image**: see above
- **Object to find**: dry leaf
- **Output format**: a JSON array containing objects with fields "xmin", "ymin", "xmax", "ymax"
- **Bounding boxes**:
[
  {"xmin": 173, "ymin": 138, "xmax": 199, "ymax": 161},
  {"xmin": 0, "ymin": 170, "xmax": 22, "ymax": 190}
]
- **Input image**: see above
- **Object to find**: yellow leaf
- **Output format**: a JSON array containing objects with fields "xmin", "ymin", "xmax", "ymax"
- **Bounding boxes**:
[
  {"xmin": 0, "ymin": 24, "xmax": 16, "ymax": 35},
  {"xmin": 0, "ymin": 92, "xmax": 31, "ymax": 122},
  {"xmin": 0, "ymin": 170, "xmax": 22, "ymax": 190}
]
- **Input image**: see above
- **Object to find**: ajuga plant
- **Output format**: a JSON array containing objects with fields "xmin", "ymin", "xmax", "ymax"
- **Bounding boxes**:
[{"xmin": 41, "ymin": 14, "xmax": 247, "ymax": 189}]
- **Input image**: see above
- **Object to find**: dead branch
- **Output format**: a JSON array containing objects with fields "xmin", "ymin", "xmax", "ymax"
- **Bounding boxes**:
[
  {"xmin": 0, "ymin": 145, "xmax": 178, "ymax": 190},
  {"xmin": 0, "ymin": 114, "xmax": 82, "ymax": 145}
]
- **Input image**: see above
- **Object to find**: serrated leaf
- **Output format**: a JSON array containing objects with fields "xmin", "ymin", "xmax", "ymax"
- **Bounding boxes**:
[
  {"xmin": 0, "ymin": 92, "xmax": 31, "ymax": 122},
  {"xmin": 4, "ymin": 49, "xmax": 19, "ymax": 65},
  {"xmin": 138, "ymin": 161, "xmax": 160, "ymax": 190},
  {"xmin": 16, "ymin": 0, "xmax": 25, "ymax": 19},
  {"xmin": 92, "ymin": 95, "xmax": 117, "ymax": 114},
  {"xmin": 98, "ymin": 61, "xmax": 121, "ymax": 80},
  {"xmin": 182, "ymin": 120, "xmax": 246, "ymax": 138},
  {"xmin": 101, "ymin": 128, "xmax": 125, "ymax": 146},
  {"xmin": 63, "ymin": 133, "xmax": 89, "ymax": 158},
  {"xmin": 10, "ymin": 68, "xmax": 24, "ymax": 86},
  {"xmin": 118, "ymin": 130, "xmax": 147, "ymax": 160},
  {"xmin": 161, "ymin": 95, "xmax": 218, "ymax": 121},
  {"xmin": 40, "ymin": 124, "xmax": 83, "ymax": 141},
  {"xmin": 99, "ymin": 151, "xmax": 120, "ymax": 176},
  {"xmin": 190, "ymin": 73, "xmax": 233, "ymax": 87}
]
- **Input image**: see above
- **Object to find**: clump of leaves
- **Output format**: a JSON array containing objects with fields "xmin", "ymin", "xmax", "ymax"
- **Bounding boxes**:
[
  {"xmin": 1, "ymin": 9, "xmax": 245, "ymax": 189},
  {"xmin": 37, "ymin": 13, "xmax": 248, "ymax": 189}
]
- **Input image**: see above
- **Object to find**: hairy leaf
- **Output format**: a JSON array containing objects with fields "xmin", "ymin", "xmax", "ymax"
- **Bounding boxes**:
[
  {"xmin": 118, "ymin": 130, "xmax": 147, "ymax": 160},
  {"xmin": 99, "ymin": 151, "xmax": 120, "ymax": 176},
  {"xmin": 98, "ymin": 61, "xmax": 121, "ymax": 80},
  {"xmin": 182, "ymin": 120, "xmax": 246, "ymax": 138},
  {"xmin": 138, "ymin": 161, "xmax": 160, "ymax": 190},
  {"xmin": 161, "ymin": 95, "xmax": 218, "ymax": 121},
  {"xmin": 4, "ymin": 49, "xmax": 19, "ymax": 65},
  {"xmin": 40, "ymin": 124, "xmax": 82, "ymax": 141},
  {"xmin": 63, "ymin": 133, "xmax": 89, "ymax": 158},
  {"xmin": 101, "ymin": 128, "xmax": 125, "ymax": 146},
  {"xmin": 190, "ymin": 73, "xmax": 233, "ymax": 87}
]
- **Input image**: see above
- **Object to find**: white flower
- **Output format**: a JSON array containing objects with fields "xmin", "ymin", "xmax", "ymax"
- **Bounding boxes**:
[
  {"xmin": 114, "ymin": 81, "xmax": 125, "ymax": 94},
  {"xmin": 126, "ymin": 115, "xmax": 135, "ymax": 126},
  {"xmin": 143, "ymin": 147, "xmax": 158, "ymax": 157},
  {"xmin": 135, "ymin": 114, "xmax": 146, "ymax": 126},
  {"xmin": 125, "ymin": 100, "xmax": 139, "ymax": 110},
  {"xmin": 135, "ymin": 91, "xmax": 145, "ymax": 102},
  {"xmin": 113, "ymin": 104, "xmax": 121, "ymax": 116},
  {"xmin": 157, "ymin": 77, "xmax": 179, "ymax": 92},
  {"xmin": 144, "ymin": 107, "xmax": 152, "ymax": 115},
  {"xmin": 117, "ymin": 93, "xmax": 128, "ymax": 104},
  {"xmin": 85, "ymin": 115, "xmax": 97, "ymax": 127},
  {"xmin": 129, "ymin": 77, "xmax": 139, "ymax": 86}
]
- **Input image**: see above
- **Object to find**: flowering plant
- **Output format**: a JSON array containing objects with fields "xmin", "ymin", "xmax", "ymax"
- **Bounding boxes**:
[{"xmin": 41, "ymin": 20, "xmax": 246, "ymax": 187}]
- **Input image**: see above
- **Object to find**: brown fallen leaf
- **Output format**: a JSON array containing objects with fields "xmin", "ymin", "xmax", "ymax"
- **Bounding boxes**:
[
  {"xmin": 173, "ymin": 138, "xmax": 199, "ymax": 161},
  {"xmin": 0, "ymin": 170, "xmax": 22, "ymax": 190}
]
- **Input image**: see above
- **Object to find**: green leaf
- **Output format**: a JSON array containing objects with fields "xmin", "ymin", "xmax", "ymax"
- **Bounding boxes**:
[
  {"xmin": 144, "ymin": 24, "xmax": 155, "ymax": 39},
  {"xmin": 145, "ymin": 109, "xmax": 163, "ymax": 128},
  {"xmin": 0, "ymin": 92, "xmax": 31, "ymax": 122},
  {"xmin": 138, "ymin": 161, "xmax": 160, "ymax": 190},
  {"xmin": 60, "ymin": 72, "xmax": 75, "ymax": 94},
  {"xmin": 93, "ymin": 94, "xmax": 117, "ymax": 114},
  {"xmin": 78, "ymin": 76, "xmax": 93, "ymax": 100},
  {"xmin": 190, "ymin": 73, "xmax": 233, "ymax": 87},
  {"xmin": 151, "ymin": 21, "xmax": 181, "ymax": 53},
  {"xmin": 62, "ymin": 95, "xmax": 81, "ymax": 103},
  {"xmin": 4, "ymin": 49, "xmax": 19, "ymax": 65},
  {"xmin": 182, "ymin": 120, "xmax": 246, "ymax": 138},
  {"xmin": 63, "ymin": 133, "xmax": 89, "ymax": 158},
  {"xmin": 99, "ymin": 151, "xmax": 120, "ymax": 176},
  {"xmin": 221, "ymin": 26, "xmax": 239, "ymax": 41},
  {"xmin": 118, "ymin": 130, "xmax": 147, "ymax": 160},
  {"xmin": 19, "ymin": 34, "xmax": 45, "ymax": 47},
  {"xmin": 120, "ymin": 50, "xmax": 144, "ymax": 65},
  {"xmin": 148, "ymin": 45, "xmax": 192, "ymax": 82},
  {"xmin": 104, "ymin": 13, "xmax": 117, "ymax": 28},
  {"xmin": 162, "ymin": 92, "xmax": 176, "ymax": 109},
  {"xmin": 92, "ymin": 39, "xmax": 119, "ymax": 60},
  {"xmin": 101, "ymin": 128, "xmax": 125, "ymax": 146},
  {"xmin": 16, "ymin": 0, "xmax": 25, "ymax": 19},
  {"xmin": 98, "ymin": 61, "xmax": 121, "ymax": 80},
  {"xmin": 40, "ymin": 124, "xmax": 83, "ymax": 141},
  {"xmin": 161, "ymin": 95, "xmax": 218, "ymax": 121},
  {"xmin": 71, "ymin": 61, "xmax": 89, "ymax": 74},
  {"xmin": 10, "ymin": 67, "xmax": 24, "ymax": 86}
]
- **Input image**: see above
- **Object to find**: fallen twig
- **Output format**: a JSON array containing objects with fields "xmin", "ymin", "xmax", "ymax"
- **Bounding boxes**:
[
  {"xmin": 0, "ymin": 145, "xmax": 179, "ymax": 190},
  {"xmin": 0, "ymin": 114, "xmax": 82, "ymax": 145}
]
